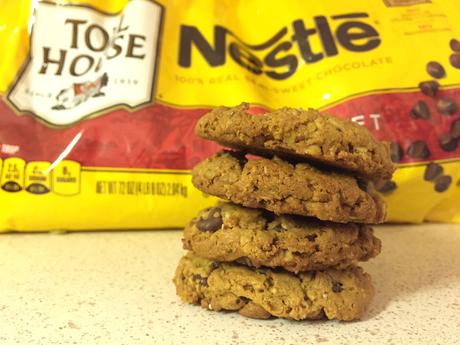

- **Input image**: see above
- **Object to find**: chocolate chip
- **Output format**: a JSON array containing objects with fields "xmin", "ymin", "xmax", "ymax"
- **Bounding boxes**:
[
  {"xmin": 313, "ymin": 309, "xmax": 327, "ymax": 320},
  {"xmin": 426, "ymin": 61, "xmax": 446, "ymax": 79},
  {"xmin": 265, "ymin": 277, "xmax": 274, "ymax": 288},
  {"xmin": 450, "ymin": 39, "xmax": 460, "ymax": 52},
  {"xmin": 451, "ymin": 119, "xmax": 460, "ymax": 139},
  {"xmin": 211, "ymin": 207, "xmax": 222, "ymax": 215},
  {"xmin": 434, "ymin": 175, "xmax": 452, "ymax": 193},
  {"xmin": 419, "ymin": 80, "xmax": 439, "ymax": 97},
  {"xmin": 424, "ymin": 163, "xmax": 443, "ymax": 181},
  {"xmin": 374, "ymin": 179, "xmax": 397, "ymax": 193},
  {"xmin": 210, "ymin": 262, "xmax": 220, "ymax": 270},
  {"xmin": 273, "ymin": 224, "xmax": 285, "ymax": 232},
  {"xmin": 192, "ymin": 274, "xmax": 208, "ymax": 287},
  {"xmin": 390, "ymin": 142, "xmax": 404, "ymax": 163},
  {"xmin": 227, "ymin": 150, "xmax": 248, "ymax": 167},
  {"xmin": 411, "ymin": 100, "xmax": 430, "ymax": 119},
  {"xmin": 236, "ymin": 256, "xmax": 254, "ymax": 267},
  {"xmin": 438, "ymin": 133, "xmax": 458, "ymax": 152},
  {"xmin": 260, "ymin": 209, "xmax": 275, "ymax": 223},
  {"xmin": 407, "ymin": 141, "xmax": 430, "ymax": 159},
  {"xmin": 196, "ymin": 207, "xmax": 223, "ymax": 232},
  {"xmin": 235, "ymin": 296, "xmax": 249, "ymax": 304},
  {"xmin": 332, "ymin": 282, "xmax": 343, "ymax": 293},
  {"xmin": 437, "ymin": 98, "xmax": 457, "ymax": 116},
  {"xmin": 243, "ymin": 284, "xmax": 254, "ymax": 292},
  {"xmin": 450, "ymin": 53, "xmax": 460, "ymax": 69},
  {"xmin": 306, "ymin": 234, "xmax": 317, "ymax": 242},
  {"xmin": 347, "ymin": 143, "xmax": 354, "ymax": 152}
]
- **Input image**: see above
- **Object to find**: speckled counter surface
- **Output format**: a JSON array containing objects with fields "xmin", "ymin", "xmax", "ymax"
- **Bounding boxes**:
[{"xmin": 0, "ymin": 224, "xmax": 459, "ymax": 345}]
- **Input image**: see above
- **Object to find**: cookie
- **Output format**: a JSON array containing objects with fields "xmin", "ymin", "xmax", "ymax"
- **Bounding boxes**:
[
  {"xmin": 183, "ymin": 202, "xmax": 381, "ymax": 273},
  {"xmin": 192, "ymin": 151, "xmax": 386, "ymax": 224},
  {"xmin": 195, "ymin": 103, "xmax": 394, "ymax": 179},
  {"xmin": 173, "ymin": 253, "xmax": 374, "ymax": 321}
]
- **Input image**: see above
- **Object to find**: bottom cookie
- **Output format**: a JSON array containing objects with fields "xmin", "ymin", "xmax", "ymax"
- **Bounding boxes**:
[{"xmin": 173, "ymin": 253, "xmax": 374, "ymax": 321}]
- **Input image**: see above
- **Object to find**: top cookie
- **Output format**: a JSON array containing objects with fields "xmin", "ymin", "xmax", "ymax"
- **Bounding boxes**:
[{"xmin": 196, "ymin": 103, "xmax": 394, "ymax": 179}]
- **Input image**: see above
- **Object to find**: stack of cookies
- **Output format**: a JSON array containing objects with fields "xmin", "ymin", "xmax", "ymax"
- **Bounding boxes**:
[{"xmin": 174, "ymin": 103, "xmax": 394, "ymax": 321}]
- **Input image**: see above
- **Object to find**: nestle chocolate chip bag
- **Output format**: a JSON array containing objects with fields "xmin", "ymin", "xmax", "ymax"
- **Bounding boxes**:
[{"xmin": 1, "ymin": 0, "xmax": 460, "ymax": 231}]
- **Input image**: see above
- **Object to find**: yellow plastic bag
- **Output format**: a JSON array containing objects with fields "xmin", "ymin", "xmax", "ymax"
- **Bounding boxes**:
[{"xmin": 1, "ymin": 0, "xmax": 460, "ymax": 231}]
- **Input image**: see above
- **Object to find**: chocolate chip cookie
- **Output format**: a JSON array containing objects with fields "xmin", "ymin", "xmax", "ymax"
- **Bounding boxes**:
[
  {"xmin": 192, "ymin": 151, "xmax": 386, "ymax": 224},
  {"xmin": 173, "ymin": 253, "xmax": 374, "ymax": 321},
  {"xmin": 183, "ymin": 202, "xmax": 381, "ymax": 273},
  {"xmin": 195, "ymin": 103, "xmax": 394, "ymax": 179}
]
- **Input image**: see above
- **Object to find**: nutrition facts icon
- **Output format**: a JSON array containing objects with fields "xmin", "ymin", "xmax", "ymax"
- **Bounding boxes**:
[
  {"xmin": 25, "ymin": 161, "xmax": 52, "ymax": 194},
  {"xmin": 52, "ymin": 160, "xmax": 81, "ymax": 196},
  {"xmin": 0, "ymin": 157, "xmax": 26, "ymax": 192}
]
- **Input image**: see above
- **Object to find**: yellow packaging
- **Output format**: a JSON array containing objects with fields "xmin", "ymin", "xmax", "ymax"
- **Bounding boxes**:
[{"xmin": 1, "ymin": 0, "xmax": 460, "ymax": 231}]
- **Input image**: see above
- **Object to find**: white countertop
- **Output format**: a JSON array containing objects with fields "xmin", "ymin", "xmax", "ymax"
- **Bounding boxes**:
[{"xmin": 1, "ymin": 224, "xmax": 459, "ymax": 345}]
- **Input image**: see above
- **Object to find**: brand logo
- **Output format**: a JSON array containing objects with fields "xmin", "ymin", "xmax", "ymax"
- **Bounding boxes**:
[
  {"xmin": 8, "ymin": 0, "xmax": 163, "ymax": 126},
  {"xmin": 179, "ymin": 13, "xmax": 380, "ymax": 80}
]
